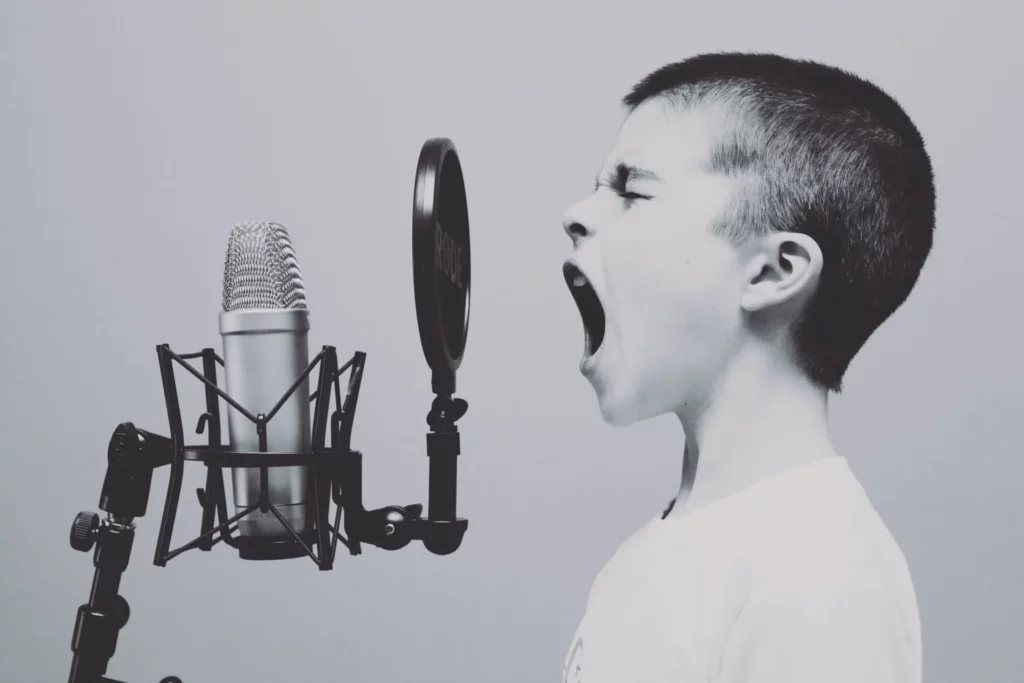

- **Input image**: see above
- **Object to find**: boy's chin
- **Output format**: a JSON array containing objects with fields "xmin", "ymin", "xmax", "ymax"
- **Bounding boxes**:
[
  {"xmin": 599, "ymin": 403, "xmax": 637, "ymax": 427},
  {"xmin": 596, "ymin": 385, "xmax": 663, "ymax": 427}
]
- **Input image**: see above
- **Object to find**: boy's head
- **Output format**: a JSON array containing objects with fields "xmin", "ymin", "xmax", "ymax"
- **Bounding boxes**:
[{"xmin": 562, "ymin": 52, "xmax": 935, "ymax": 426}]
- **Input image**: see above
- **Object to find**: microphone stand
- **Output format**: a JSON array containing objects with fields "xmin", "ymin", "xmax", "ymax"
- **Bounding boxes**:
[{"xmin": 66, "ymin": 345, "xmax": 468, "ymax": 683}]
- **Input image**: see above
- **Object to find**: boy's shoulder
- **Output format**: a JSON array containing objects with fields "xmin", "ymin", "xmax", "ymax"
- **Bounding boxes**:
[
  {"xmin": 571, "ymin": 457, "xmax": 920, "ymax": 682},
  {"xmin": 723, "ymin": 455, "xmax": 913, "ymax": 585},
  {"xmin": 594, "ymin": 456, "xmax": 915, "ymax": 612}
]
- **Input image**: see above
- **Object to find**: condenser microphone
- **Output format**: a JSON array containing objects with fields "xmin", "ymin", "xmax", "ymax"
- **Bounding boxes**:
[{"xmin": 219, "ymin": 221, "xmax": 311, "ymax": 539}]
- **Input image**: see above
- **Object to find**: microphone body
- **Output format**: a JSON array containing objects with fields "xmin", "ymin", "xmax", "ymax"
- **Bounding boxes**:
[
  {"xmin": 219, "ymin": 221, "xmax": 312, "ymax": 540},
  {"xmin": 220, "ymin": 309, "xmax": 310, "ymax": 538}
]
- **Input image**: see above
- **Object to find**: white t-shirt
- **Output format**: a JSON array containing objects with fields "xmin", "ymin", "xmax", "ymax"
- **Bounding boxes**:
[{"xmin": 561, "ymin": 455, "xmax": 921, "ymax": 683}]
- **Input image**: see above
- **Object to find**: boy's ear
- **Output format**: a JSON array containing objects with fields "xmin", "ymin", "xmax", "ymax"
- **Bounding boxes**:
[{"xmin": 739, "ymin": 232, "xmax": 823, "ymax": 315}]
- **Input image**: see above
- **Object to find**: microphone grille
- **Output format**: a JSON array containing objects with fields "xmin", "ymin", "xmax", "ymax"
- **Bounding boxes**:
[{"xmin": 222, "ymin": 221, "xmax": 308, "ymax": 311}]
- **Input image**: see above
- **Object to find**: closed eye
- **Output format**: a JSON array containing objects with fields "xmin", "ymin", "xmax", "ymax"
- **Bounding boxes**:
[{"xmin": 619, "ymin": 191, "xmax": 650, "ymax": 206}]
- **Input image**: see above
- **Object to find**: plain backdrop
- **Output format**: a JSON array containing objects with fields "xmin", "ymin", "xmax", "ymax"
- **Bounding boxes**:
[{"xmin": 1, "ymin": 2, "xmax": 1021, "ymax": 682}]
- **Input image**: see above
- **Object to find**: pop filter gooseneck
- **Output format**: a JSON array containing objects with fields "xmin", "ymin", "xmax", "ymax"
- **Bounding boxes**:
[{"xmin": 64, "ymin": 138, "xmax": 472, "ymax": 683}]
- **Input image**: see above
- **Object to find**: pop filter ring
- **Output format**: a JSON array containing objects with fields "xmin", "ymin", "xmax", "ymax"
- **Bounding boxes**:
[{"xmin": 412, "ymin": 138, "xmax": 471, "ymax": 397}]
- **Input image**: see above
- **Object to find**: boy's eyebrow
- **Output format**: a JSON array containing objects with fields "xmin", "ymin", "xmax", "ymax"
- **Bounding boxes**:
[{"xmin": 594, "ymin": 162, "xmax": 664, "ymax": 191}]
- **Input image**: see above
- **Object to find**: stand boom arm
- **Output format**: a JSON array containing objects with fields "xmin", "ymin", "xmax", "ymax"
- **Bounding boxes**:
[{"xmin": 68, "ymin": 423, "xmax": 180, "ymax": 683}]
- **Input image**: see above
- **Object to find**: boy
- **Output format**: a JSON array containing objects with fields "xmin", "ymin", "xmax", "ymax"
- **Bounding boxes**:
[{"xmin": 561, "ymin": 52, "xmax": 933, "ymax": 683}]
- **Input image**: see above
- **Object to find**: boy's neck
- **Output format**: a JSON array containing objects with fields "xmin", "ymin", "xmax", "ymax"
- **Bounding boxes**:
[{"xmin": 666, "ymin": 348, "xmax": 836, "ymax": 519}]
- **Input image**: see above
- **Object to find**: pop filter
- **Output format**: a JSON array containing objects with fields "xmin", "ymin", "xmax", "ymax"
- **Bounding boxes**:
[{"xmin": 412, "ymin": 138, "xmax": 471, "ymax": 396}]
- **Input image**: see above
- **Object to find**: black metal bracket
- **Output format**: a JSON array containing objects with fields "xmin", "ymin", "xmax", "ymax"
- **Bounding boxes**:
[{"xmin": 67, "ymin": 344, "xmax": 469, "ymax": 683}]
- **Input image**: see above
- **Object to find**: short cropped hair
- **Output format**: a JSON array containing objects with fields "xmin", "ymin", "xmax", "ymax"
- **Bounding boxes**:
[{"xmin": 623, "ymin": 53, "xmax": 935, "ymax": 392}]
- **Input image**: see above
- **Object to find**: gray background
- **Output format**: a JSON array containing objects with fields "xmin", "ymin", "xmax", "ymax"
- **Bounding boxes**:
[{"xmin": 1, "ymin": 2, "xmax": 1020, "ymax": 682}]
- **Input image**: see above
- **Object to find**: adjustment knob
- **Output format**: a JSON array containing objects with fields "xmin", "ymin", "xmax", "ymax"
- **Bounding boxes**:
[
  {"xmin": 70, "ymin": 512, "xmax": 99, "ymax": 552},
  {"xmin": 111, "ymin": 594, "xmax": 131, "ymax": 629}
]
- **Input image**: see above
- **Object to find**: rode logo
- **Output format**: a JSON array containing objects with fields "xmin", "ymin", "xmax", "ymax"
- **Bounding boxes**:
[{"xmin": 436, "ymin": 223, "xmax": 464, "ymax": 290}]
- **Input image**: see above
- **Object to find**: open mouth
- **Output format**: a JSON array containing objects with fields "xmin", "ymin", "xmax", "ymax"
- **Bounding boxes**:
[{"xmin": 563, "ymin": 262, "xmax": 606, "ymax": 358}]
